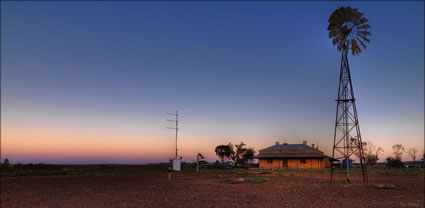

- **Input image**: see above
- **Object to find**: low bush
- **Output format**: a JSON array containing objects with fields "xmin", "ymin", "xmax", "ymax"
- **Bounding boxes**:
[
  {"xmin": 373, "ymin": 183, "xmax": 399, "ymax": 190},
  {"xmin": 223, "ymin": 177, "xmax": 269, "ymax": 184},
  {"xmin": 386, "ymin": 157, "xmax": 404, "ymax": 168},
  {"xmin": 244, "ymin": 178, "xmax": 269, "ymax": 183}
]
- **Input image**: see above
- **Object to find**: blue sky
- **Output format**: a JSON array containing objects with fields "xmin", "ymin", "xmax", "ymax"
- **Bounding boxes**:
[{"xmin": 1, "ymin": 1, "xmax": 423, "ymax": 164}]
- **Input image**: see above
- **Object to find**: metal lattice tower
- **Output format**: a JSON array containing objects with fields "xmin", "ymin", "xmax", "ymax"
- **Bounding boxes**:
[
  {"xmin": 330, "ymin": 48, "xmax": 368, "ymax": 184},
  {"xmin": 328, "ymin": 6, "xmax": 370, "ymax": 184}
]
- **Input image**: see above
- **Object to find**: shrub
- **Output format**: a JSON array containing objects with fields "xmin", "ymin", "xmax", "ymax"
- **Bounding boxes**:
[
  {"xmin": 386, "ymin": 157, "xmax": 404, "ymax": 168},
  {"xmin": 224, "ymin": 177, "xmax": 269, "ymax": 184},
  {"xmin": 1, "ymin": 158, "xmax": 14, "ymax": 172},
  {"xmin": 244, "ymin": 178, "xmax": 269, "ymax": 183},
  {"xmin": 374, "ymin": 183, "xmax": 399, "ymax": 190}
]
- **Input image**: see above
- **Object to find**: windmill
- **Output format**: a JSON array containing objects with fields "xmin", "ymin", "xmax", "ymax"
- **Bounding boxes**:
[
  {"xmin": 196, "ymin": 153, "xmax": 205, "ymax": 173},
  {"xmin": 328, "ymin": 7, "xmax": 371, "ymax": 184}
]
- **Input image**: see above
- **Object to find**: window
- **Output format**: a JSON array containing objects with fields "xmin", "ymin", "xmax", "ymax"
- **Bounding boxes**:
[
  {"xmin": 267, "ymin": 159, "xmax": 273, "ymax": 164},
  {"xmin": 300, "ymin": 159, "xmax": 306, "ymax": 164},
  {"xmin": 282, "ymin": 159, "xmax": 288, "ymax": 168}
]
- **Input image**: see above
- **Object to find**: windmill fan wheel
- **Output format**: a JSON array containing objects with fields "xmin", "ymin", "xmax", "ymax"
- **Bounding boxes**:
[{"xmin": 328, "ymin": 7, "xmax": 371, "ymax": 55}]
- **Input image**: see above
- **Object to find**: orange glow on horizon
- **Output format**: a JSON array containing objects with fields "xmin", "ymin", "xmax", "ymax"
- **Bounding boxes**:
[{"xmin": 2, "ymin": 122, "xmax": 423, "ymax": 163}]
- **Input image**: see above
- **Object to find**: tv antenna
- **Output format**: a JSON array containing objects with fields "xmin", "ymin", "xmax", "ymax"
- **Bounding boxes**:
[
  {"xmin": 328, "ymin": 6, "xmax": 370, "ymax": 184},
  {"xmin": 167, "ymin": 111, "xmax": 179, "ymax": 159}
]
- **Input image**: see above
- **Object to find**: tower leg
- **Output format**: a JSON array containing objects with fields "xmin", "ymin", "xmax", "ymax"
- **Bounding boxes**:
[{"xmin": 331, "ymin": 49, "xmax": 367, "ymax": 184}]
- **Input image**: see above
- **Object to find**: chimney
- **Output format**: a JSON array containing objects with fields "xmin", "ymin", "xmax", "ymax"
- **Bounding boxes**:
[
  {"xmin": 275, "ymin": 141, "xmax": 280, "ymax": 145},
  {"xmin": 312, "ymin": 144, "xmax": 315, "ymax": 149},
  {"xmin": 283, "ymin": 142, "xmax": 288, "ymax": 145},
  {"xmin": 302, "ymin": 140, "xmax": 307, "ymax": 145}
]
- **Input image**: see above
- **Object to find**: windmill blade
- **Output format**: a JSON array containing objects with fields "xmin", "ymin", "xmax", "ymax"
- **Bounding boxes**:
[
  {"xmin": 335, "ymin": 7, "xmax": 346, "ymax": 24},
  {"xmin": 358, "ymin": 31, "xmax": 371, "ymax": 36},
  {"xmin": 334, "ymin": 13, "xmax": 344, "ymax": 23},
  {"xmin": 332, "ymin": 38, "xmax": 339, "ymax": 46},
  {"xmin": 356, "ymin": 47, "xmax": 362, "ymax": 55},
  {"xmin": 329, "ymin": 11, "xmax": 343, "ymax": 25},
  {"xmin": 350, "ymin": 8, "xmax": 358, "ymax": 22},
  {"xmin": 358, "ymin": 34, "xmax": 370, "ymax": 43},
  {"xmin": 329, "ymin": 31, "xmax": 342, "ymax": 38},
  {"xmin": 353, "ymin": 41, "xmax": 361, "ymax": 55},
  {"xmin": 357, "ymin": 17, "xmax": 368, "ymax": 25},
  {"xmin": 352, "ymin": 48, "xmax": 357, "ymax": 55},
  {"xmin": 329, "ymin": 15, "xmax": 342, "ymax": 26},
  {"xmin": 328, "ymin": 16, "xmax": 341, "ymax": 25},
  {"xmin": 336, "ymin": 7, "xmax": 346, "ymax": 22},
  {"xmin": 351, "ymin": 39, "xmax": 360, "ymax": 55},
  {"xmin": 343, "ymin": 7, "xmax": 351, "ymax": 21},
  {"xmin": 353, "ymin": 12, "xmax": 364, "ymax": 24},
  {"xmin": 355, "ymin": 47, "xmax": 361, "ymax": 55},
  {"xmin": 347, "ymin": 7, "xmax": 356, "ymax": 21},
  {"xmin": 328, "ymin": 24, "xmax": 342, "ymax": 31},
  {"xmin": 330, "ymin": 10, "xmax": 339, "ymax": 22},
  {"xmin": 337, "ymin": 42, "xmax": 343, "ymax": 51},
  {"xmin": 357, "ymin": 24, "xmax": 371, "ymax": 30},
  {"xmin": 356, "ymin": 37, "xmax": 367, "ymax": 49},
  {"xmin": 347, "ymin": 8, "xmax": 357, "ymax": 22},
  {"xmin": 352, "ymin": 39, "xmax": 359, "ymax": 48},
  {"xmin": 333, "ymin": 35, "xmax": 343, "ymax": 45},
  {"xmin": 337, "ymin": 36, "xmax": 347, "ymax": 51}
]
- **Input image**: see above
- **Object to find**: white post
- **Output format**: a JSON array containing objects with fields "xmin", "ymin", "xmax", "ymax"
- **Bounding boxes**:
[{"xmin": 168, "ymin": 166, "xmax": 172, "ymax": 180}]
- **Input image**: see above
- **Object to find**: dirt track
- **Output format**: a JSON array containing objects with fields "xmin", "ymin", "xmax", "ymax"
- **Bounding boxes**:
[{"xmin": 1, "ymin": 170, "xmax": 424, "ymax": 208}]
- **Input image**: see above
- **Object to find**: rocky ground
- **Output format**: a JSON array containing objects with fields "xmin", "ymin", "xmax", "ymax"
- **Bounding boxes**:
[{"xmin": 1, "ymin": 169, "xmax": 424, "ymax": 208}]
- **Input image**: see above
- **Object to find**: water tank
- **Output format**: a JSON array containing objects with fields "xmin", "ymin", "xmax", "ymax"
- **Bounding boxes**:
[{"xmin": 342, "ymin": 159, "xmax": 352, "ymax": 169}]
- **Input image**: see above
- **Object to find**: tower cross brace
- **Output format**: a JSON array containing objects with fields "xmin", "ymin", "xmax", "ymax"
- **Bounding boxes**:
[{"xmin": 330, "ymin": 49, "xmax": 368, "ymax": 184}]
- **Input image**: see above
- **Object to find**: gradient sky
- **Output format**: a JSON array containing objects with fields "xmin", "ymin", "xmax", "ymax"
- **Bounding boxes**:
[{"xmin": 1, "ymin": 1, "xmax": 423, "ymax": 164}]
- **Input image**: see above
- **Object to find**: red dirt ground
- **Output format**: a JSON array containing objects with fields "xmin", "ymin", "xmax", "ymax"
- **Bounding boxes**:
[{"xmin": 1, "ymin": 170, "xmax": 424, "ymax": 208}]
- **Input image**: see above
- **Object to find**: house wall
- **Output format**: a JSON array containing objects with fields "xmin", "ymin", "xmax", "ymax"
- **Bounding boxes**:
[
  {"xmin": 259, "ymin": 158, "xmax": 329, "ymax": 169},
  {"xmin": 324, "ymin": 158, "xmax": 331, "ymax": 168},
  {"xmin": 259, "ymin": 159, "xmax": 282, "ymax": 169}
]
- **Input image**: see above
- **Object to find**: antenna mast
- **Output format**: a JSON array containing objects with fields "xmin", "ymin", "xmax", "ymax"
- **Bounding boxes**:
[{"xmin": 167, "ymin": 111, "xmax": 179, "ymax": 159}]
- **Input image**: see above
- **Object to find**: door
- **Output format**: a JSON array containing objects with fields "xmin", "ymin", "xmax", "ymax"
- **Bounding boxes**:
[{"xmin": 282, "ymin": 159, "xmax": 288, "ymax": 168}]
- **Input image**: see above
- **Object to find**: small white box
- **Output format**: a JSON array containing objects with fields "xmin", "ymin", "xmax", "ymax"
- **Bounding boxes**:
[{"xmin": 172, "ymin": 159, "xmax": 181, "ymax": 171}]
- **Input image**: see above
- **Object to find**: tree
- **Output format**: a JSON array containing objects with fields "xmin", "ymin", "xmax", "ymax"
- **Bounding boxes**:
[
  {"xmin": 392, "ymin": 144, "xmax": 404, "ymax": 160},
  {"xmin": 364, "ymin": 141, "xmax": 384, "ymax": 166},
  {"xmin": 386, "ymin": 156, "xmax": 404, "ymax": 168},
  {"xmin": 407, "ymin": 148, "xmax": 418, "ymax": 166},
  {"xmin": 230, "ymin": 142, "xmax": 244, "ymax": 166},
  {"xmin": 422, "ymin": 150, "xmax": 425, "ymax": 160},
  {"xmin": 241, "ymin": 147, "xmax": 256, "ymax": 167},
  {"xmin": 365, "ymin": 155, "xmax": 379, "ymax": 166},
  {"xmin": 365, "ymin": 141, "xmax": 384, "ymax": 158},
  {"xmin": 1, "ymin": 158, "xmax": 13, "ymax": 171},
  {"xmin": 355, "ymin": 141, "xmax": 383, "ymax": 167},
  {"xmin": 215, "ymin": 144, "xmax": 233, "ymax": 162},
  {"xmin": 215, "ymin": 142, "xmax": 255, "ymax": 168}
]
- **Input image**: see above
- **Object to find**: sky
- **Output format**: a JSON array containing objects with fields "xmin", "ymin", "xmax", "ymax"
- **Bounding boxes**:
[{"xmin": 1, "ymin": 1, "xmax": 424, "ymax": 164}]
